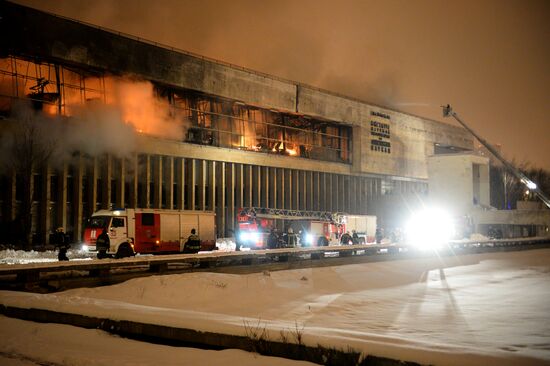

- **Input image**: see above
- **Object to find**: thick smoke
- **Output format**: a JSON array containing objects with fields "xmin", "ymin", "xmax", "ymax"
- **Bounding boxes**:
[
  {"xmin": 104, "ymin": 77, "xmax": 183, "ymax": 141},
  {"xmin": 0, "ymin": 76, "xmax": 185, "ymax": 171}
]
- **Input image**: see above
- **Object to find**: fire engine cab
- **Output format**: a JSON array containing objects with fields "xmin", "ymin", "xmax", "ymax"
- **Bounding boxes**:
[
  {"xmin": 84, "ymin": 208, "xmax": 216, "ymax": 257},
  {"xmin": 236, "ymin": 207, "xmax": 348, "ymax": 249}
]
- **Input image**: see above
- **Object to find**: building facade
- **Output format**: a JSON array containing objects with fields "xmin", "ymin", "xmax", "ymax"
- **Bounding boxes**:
[{"xmin": 0, "ymin": 1, "xmax": 473, "ymax": 244}]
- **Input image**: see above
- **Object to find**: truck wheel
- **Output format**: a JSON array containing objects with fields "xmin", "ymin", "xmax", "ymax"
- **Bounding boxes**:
[{"xmin": 115, "ymin": 243, "xmax": 134, "ymax": 259}]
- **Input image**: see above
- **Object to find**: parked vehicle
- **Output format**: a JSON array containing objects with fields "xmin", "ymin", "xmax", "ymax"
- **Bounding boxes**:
[
  {"xmin": 83, "ymin": 208, "xmax": 216, "ymax": 258},
  {"xmin": 236, "ymin": 207, "xmax": 376, "ymax": 249},
  {"xmin": 345, "ymin": 215, "xmax": 377, "ymax": 243}
]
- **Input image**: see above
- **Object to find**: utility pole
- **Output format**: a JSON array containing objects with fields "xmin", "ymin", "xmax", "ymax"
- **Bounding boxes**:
[{"xmin": 442, "ymin": 105, "xmax": 550, "ymax": 209}]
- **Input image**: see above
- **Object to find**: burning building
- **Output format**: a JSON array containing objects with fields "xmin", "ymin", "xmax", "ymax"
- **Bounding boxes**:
[{"xmin": 0, "ymin": 1, "xmax": 473, "ymax": 244}]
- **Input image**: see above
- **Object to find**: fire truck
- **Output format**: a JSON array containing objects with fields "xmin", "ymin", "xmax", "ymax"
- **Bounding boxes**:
[
  {"xmin": 236, "ymin": 207, "xmax": 350, "ymax": 249},
  {"xmin": 83, "ymin": 208, "xmax": 216, "ymax": 257}
]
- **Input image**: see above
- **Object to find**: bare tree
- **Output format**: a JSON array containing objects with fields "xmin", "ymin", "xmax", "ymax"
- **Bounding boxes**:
[
  {"xmin": 2, "ymin": 110, "xmax": 56, "ymax": 249},
  {"xmin": 490, "ymin": 160, "xmax": 550, "ymax": 209}
]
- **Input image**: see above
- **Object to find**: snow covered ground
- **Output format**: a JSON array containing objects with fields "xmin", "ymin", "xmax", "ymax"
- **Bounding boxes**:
[{"xmin": 1, "ymin": 248, "xmax": 549, "ymax": 365}]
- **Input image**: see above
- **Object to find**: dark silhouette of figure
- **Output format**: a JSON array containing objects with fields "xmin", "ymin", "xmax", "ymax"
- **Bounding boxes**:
[
  {"xmin": 352, "ymin": 230, "xmax": 360, "ymax": 244},
  {"xmin": 96, "ymin": 228, "xmax": 110, "ymax": 259},
  {"xmin": 285, "ymin": 227, "xmax": 297, "ymax": 248},
  {"xmin": 184, "ymin": 228, "xmax": 201, "ymax": 253},
  {"xmin": 53, "ymin": 227, "xmax": 69, "ymax": 261},
  {"xmin": 375, "ymin": 228, "xmax": 383, "ymax": 244},
  {"xmin": 267, "ymin": 228, "xmax": 279, "ymax": 249},
  {"xmin": 340, "ymin": 231, "xmax": 352, "ymax": 245}
]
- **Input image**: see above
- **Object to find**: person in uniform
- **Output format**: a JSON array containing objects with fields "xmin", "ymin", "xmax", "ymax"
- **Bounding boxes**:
[
  {"xmin": 340, "ymin": 231, "xmax": 352, "ymax": 245},
  {"xmin": 96, "ymin": 228, "xmax": 110, "ymax": 259},
  {"xmin": 351, "ymin": 230, "xmax": 360, "ymax": 244},
  {"xmin": 184, "ymin": 228, "xmax": 201, "ymax": 253},
  {"xmin": 53, "ymin": 227, "xmax": 70, "ymax": 261}
]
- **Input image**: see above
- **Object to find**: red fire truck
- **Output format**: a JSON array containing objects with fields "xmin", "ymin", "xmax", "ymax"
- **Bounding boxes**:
[
  {"xmin": 83, "ymin": 208, "xmax": 216, "ymax": 257},
  {"xmin": 236, "ymin": 207, "xmax": 347, "ymax": 249}
]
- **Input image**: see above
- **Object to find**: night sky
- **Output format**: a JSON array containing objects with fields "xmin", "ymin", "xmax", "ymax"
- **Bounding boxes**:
[{"xmin": 14, "ymin": 0, "xmax": 550, "ymax": 170}]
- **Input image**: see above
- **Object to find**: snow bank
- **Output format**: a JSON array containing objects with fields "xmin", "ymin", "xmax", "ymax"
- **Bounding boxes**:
[{"xmin": 1, "ymin": 249, "xmax": 549, "ymax": 365}]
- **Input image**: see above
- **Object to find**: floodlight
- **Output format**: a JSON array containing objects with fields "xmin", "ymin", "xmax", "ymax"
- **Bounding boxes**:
[{"xmin": 406, "ymin": 207, "xmax": 454, "ymax": 250}]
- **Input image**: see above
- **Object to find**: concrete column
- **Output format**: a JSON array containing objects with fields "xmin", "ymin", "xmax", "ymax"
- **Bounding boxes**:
[
  {"xmin": 277, "ymin": 168, "xmax": 284, "ymax": 209},
  {"xmin": 198, "ymin": 160, "xmax": 206, "ymax": 211},
  {"xmin": 153, "ymin": 155, "xmax": 162, "ymax": 209},
  {"xmin": 291, "ymin": 170, "xmax": 299, "ymax": 210},
  {"xmin": 252, "ymin": 165, "xmax": 260, "ymax": 207},
  {"xmin": 305, "ymin": 171, "xmax": 312, "ymax": 211},
  {"xmin": 286, "ymin": 168, "xmax": 293, "ymax": 209},
  {"xmin": 208, "ymin": 160, "xmax": 215, "ymax": 211},
  {"xmin": 269, "ymin": 167, "xmax": 277, "ymax": 208},
  {"xmin": 176, "ymin": 158, "xmax": 185, "ymax": 210},
  {"xmin": 226, "ymin": 163, "xmax": 235, "ymax": 233},
  {"xmin": 141, "ymin": 155, "xmax": 151, "ymax": 208},
  {"xmin": 40, "ymin": 164, "xmax": 51, "ymax": 244},
  {"xmin": 312, "ymin": 171, "xmax": 319, "ymax": 211},
  {"xmin": 325, "ymin": 173, "xmax": 332, "ymax": 212},
  {"xmin": 216, "ymin": 161, "xmax": 225, "ymax": 235},
  {"xmin": 187, "ymin": 159, "xmax": 196, "ymax": 210},
  {"xmin": 243, "ymin": 165, "xmax": 252, "ymax": 208},
  {"xmin": 318, "ymin": 172, "xmax": 325, "ymax": 211},
  {"xmin": 235, "ymin": 163, "xmax": 243, "ymax": 210},
  {"xmin": 129, "ymin": 153, "xmax": 138, "ymax": 209},
  {"xmin": 165, "ymin": 156, "xmax": 174, "ymax": 210},
  {"xmin": 56, "ymin": 163, "xmax": 68, "ymax": 229},
  {"xmin": 261, "ymin": 166, "xmax": 269, "ymax": 208},
  {"xmin": 116, "ymin": 157, "xmax": 125, "ymax": 209},
  {"xmin": 101, "ymin": 155, "xmax": 111, "ymax": 210},
  {"xmin": 300, "ymin": 170, "xmax": 307, "ymax": 211},
  {"xmin": 73, "ymin": 154, "xmax": 84, "ymax": 241},
  {"xmin": 88, "ymin": 156, "xmax": 98, "ymax": 215}
]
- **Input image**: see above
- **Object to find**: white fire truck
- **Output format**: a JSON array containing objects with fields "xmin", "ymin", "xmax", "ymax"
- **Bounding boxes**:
[
  {"xmin": 345, "ymin": 215, "xmax": 378, "ymax": 243},
  {"xmin": 236, "ymin": 207, "xmax": 376, "ymax": 249},
  {"xmin": 84, "ymin": 208, "xmax": 216, "ymax": 257}
]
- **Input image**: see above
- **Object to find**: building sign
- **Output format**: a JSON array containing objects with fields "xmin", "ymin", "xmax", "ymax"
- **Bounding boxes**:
[{"xmin": 370, "ymin": 111, "xmax": 391, "ymax": 154}]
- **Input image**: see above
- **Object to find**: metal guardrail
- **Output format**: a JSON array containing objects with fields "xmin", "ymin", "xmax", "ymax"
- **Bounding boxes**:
[{"xmin": 1, "ymin": 237, "xmax": 549, "ymax": 292}]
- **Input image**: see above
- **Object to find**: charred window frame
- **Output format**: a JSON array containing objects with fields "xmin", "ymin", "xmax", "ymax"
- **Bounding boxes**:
[{"xmin": 165, "ymin": 88, "xmax": 352, "ymax": 164}]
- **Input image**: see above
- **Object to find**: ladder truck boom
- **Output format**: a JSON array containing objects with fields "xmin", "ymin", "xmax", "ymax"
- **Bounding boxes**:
[{"xmin": 442, "ymin": 104, "xmax": 550, "ymax": 208}]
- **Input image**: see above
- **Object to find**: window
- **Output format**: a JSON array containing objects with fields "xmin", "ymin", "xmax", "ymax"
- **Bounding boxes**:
[
  {"xmin": 112, "ymin": 217, "xmax": 125, "ymax": 228},
  {"xmin": 141, "ymin": 213, "xmax": 154, "ymax": 226}
]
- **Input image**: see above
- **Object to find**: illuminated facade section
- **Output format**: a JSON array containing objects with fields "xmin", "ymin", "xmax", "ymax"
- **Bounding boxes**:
[{"xmin": 0, "ymin": 56, "xmax": 351, "ymax": 164}]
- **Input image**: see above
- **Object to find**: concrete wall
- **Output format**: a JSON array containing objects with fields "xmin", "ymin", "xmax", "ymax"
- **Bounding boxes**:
[
  {"xmin": 0, "ymin": 1, "xmax": 296, "ymax": 112},
  {"xmin": 298, "ymin": 86, "xmax": 473, "ymax": 179},
  {"xmin": 428, "ymin": 153, "xmax": 490, "ymax": 216},
  {"xmin": 2, "ymin": 1, "xmax": 474, "ymax": 181}
]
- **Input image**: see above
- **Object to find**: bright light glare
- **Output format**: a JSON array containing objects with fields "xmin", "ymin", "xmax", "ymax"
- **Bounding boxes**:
[
  {"xmin": 239, "ymin": 231, "xmax": 259, "ymax": 242},
  {"xmin": 306, "ymin": 234, "xmax": 314, "ymax": 244},
  {"xmin": 406, "ymin": 208, "xmax": 454, "ymax": 249},
  {"xmin": 527, "ymin": 182, "xmax": 537, "ymax": 190}
]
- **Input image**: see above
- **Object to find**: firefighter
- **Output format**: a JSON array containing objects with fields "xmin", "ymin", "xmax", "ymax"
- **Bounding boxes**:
[
  {"xmin": 340, "ymin": 231, "xmax": 352, "ymax": 245},
  {"xmin": 53, "ymin": 227, "xmax": 70, "ymax": 261},
  {"xmin": 267, "ymin": 228, "xmax": 279, "ymax": 249},
  {"xmin": 285, "ymin": 227, "xmax": 297, "ymax": 248},
  {"xmin": 184, "ymin": 228, "xmax": 201, "ymax": 253},
  {"xmin": 351, "ymin": 230, "xmax": 359, "ymax": 244},
  {"xmin": 375, "ymin": 228, "xmax": 383, "ymax": 244},
  {"xmin": 96, "ymin": 228, "xmax": 110, "ymax": 259}
]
